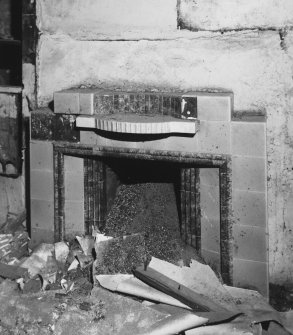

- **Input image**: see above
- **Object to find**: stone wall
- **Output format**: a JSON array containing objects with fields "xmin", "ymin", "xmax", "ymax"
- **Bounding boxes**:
[{"xmin": 34, "ymin": 0, "xmax": 293, "ymax": 285}]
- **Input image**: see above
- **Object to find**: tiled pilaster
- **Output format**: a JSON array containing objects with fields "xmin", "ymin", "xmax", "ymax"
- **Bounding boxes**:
[
  {"xmin": 185, "ymin": 92, "xmax": 232, "ymax": 155},
  {"xmin": 64, "ymin": 155, "xmax": 84, "ymax": 238},
  {"xmin": 231, "ymin": 121, "xmax": 268, "ymax": 296},
  {"xmin": 200, "ymin": 168, "xmax": 221, "ymax": 273},
  {"xmin": 180, "ymin": 167, "xmax": 200, "ymax": 250},
  {"xmin": 30, "ymin": 140, "xmax": 54, "ymax": 246}
]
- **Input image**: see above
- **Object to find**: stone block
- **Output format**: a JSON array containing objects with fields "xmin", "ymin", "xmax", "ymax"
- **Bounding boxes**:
[
  {"xmin": 30, "ymin": 169, "xmax": 54, "ymax": 201},
  {"xmin": 30, "ymin": 228, "xmax": 54, "ymax": 248},
  {"xmin": 231, "ymin": 122, "xmax": 266, "ymax": 157},
  {"xmin": 30, "ymin": 141, "xmax": 53, "ymax": 170},
  {"xmin": 232, "ymin": 156, "xmax": 266, "ymax": 192},
  {"xmin": 54, "ymin": 90, "xmax": 79, "ymax": 114},
  {"xmin": 200, "ymin": 168, "xmax": 219, "ymax": 187},
  {"xmin": 200, "ymin": 170, "xmax": 221, "ymax": 255},
  {"xmin": 64, "ymin": 200, "xmax": 84, "ymax": 234},
  {"xmin": 233, "ymin": 190, "xmax": 267, "ymax": 227},
  {"xmin": 178, "ymin": 0, "xmax": 293, "ymax": 31},
  {"xmin": 200, "ymin": 183, "xmax": 220, "ymax": 220},
  {"xmin": 64, "ymin": 155, "xmax": 84, "ymax": 173},
  {"xmin": 80, "ymin": 130, "xmax": 98, "ymax": 145},
  {"xmin": 201, "ymin": 217, "xmax": 220, "ymax": 253},
  {"xmin": 31, "ymin": 198, "xmax": 54, "ymax": 226},
  {"xmin": 141, "ymin": 134, "xmax": 200, "ymax": 154},
  {"xmin": 65, "ymin": 172, "xmax": 84, "ymax": 202},
  {"xmin": 79, "ymin": 91, "xmax": 94, "ymax": 115},
  {"xmin": 184, "ymin": 92, "xmax": 232, "ymax": 121},
  {"xmin": 198, "ymin": 121, "xmax": 230, "ymax": 154},
  {"xmin": 201, "ymin": 249, "xmax": 221, "ymax": 274},
  {"xmin": 37, "ymin": 0, "xmax": 177, "ymax": 39},
  {"xmin": 233, "ymin": 258, "xmax": 268, "ymax": 296},
  {"xmin": 76, "ymin": 116, "xmax": 96, "ymax": 128},
  {"xmin": 233, "ymin": 224, "xmax": 267, "ymax": 262}
]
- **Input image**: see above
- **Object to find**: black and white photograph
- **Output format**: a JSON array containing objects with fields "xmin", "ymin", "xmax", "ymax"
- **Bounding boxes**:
[{"xmin": 0, "ymin": 0, "xmax": 293, "ymax": 333}]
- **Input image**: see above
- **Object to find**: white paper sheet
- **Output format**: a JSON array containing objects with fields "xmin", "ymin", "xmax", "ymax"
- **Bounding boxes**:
[{"xmin": 97, "ymin": 274, "xmax": 191, "ymax": 309}]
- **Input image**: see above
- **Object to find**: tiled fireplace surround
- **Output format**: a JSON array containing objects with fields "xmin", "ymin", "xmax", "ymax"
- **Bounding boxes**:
[{"xmin": 30, "ymin": 90, "xmax": 268, "ymax": 296}]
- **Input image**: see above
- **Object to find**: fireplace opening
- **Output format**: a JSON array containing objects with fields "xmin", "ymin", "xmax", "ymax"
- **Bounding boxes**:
[
  {"xmin": 55, "ymin": 144, "xmax": 232, "ymax": 284},
  {"xmin": 102, "ymin": 157, "xmax": 189, "ymax": 265}
]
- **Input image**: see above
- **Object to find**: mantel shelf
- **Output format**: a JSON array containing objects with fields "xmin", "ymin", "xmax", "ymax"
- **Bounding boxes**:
[{"xmin": 76, "ymin": 113, "xmax": 199, "ymax": 135}]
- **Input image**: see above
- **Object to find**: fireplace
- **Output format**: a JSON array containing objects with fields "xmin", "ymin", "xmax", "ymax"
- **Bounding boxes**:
[{"xmin": 30, "ymin": 89, "xmax": 268, "ymax": 295}]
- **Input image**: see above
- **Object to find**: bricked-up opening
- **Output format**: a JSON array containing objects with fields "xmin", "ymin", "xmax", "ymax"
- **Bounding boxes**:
[{"xmin": 53, "ymin": 143, "xmax": 233, "ymax": 285}]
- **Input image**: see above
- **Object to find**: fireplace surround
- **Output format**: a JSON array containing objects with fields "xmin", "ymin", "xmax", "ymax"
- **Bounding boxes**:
[{"xmin": 30, "ymin": 89, "xmax": 268, "ymax": 295}]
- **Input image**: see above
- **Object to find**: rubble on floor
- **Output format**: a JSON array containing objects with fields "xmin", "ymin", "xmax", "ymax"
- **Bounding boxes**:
[
  {"xmin": 0, "ymin": 211, "xmax": 29, "ymax": 265},
  {"xmin": 0, "ymin": 229, "xmax": 292, "ymax": 335}
]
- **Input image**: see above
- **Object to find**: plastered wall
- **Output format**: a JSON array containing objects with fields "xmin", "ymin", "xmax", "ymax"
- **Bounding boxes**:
[{"xmin": 34, "ymin": 0, "xmax": 293, "ymax": 285}]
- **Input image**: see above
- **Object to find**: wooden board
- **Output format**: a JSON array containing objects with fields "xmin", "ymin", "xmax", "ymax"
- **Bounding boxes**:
[{"xmin": 133, "ymin": 266, "xmax": 233, "ymax": 314}]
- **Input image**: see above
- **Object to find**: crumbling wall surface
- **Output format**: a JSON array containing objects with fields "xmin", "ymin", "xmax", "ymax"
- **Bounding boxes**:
[
  {"xmin": 35, "ymin": 0, "xmax": 293, "ymax": 285},
  {"xmin": 0, "ymin": 176, "xmax": 25, "ymax": 228}
]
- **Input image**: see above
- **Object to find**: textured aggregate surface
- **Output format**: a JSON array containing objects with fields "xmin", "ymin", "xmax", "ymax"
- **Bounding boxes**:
[{"xmin": 98, "ymin": 181, "xmax": 201, "ymax": 275}]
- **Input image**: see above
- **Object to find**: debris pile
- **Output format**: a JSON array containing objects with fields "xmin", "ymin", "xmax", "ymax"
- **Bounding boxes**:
[
  {"xmin": 0, "ymin": 211, "xmax": 29, "ymax": 265},
  {"xmin": 103, "ymin": 182, "xmax": 202, "ymax": 266},
  {"xmin": 96, "ymin": 257, "xmax": 293, "ymax": 335},
  {"xmin": 0, "ymin": 227, "xmax": 292, "ymax": 334}
]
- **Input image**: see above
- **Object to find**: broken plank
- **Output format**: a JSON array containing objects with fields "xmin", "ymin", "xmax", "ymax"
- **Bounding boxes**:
[{"xmin": 133, "ymin": 266, "xmax": 231, "ymax": 313}]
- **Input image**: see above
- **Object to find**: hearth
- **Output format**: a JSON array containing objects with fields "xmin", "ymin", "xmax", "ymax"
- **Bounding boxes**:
[{"xmin": 30, "ymin": 89, "xmax": 268, "ymax": 295}]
